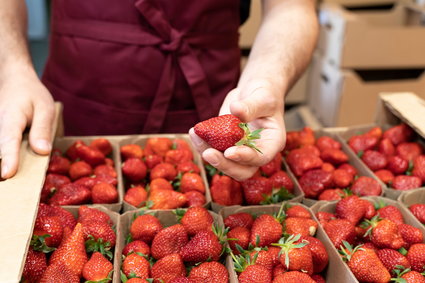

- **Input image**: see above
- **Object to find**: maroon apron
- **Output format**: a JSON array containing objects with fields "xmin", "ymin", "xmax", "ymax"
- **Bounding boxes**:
[{"xmin": 42, "ymin": 0, "xmax": 241, "ymax": 135}]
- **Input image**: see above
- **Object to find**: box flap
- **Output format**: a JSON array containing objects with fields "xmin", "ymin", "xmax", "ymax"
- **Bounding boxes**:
[{"xmin": 378, "ymin": 92, "xmax": 425, "ymax": 138}]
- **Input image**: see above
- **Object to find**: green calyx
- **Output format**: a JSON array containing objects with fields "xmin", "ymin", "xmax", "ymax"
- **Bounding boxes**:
[
  {"xmin": 235, "ymin": 123, "xmax": 263, "ymax": 153},
  {"xmin": 339, "ymin": 241, "xmax": 364, "ymax": 262},
  {"xmin": 30, "ymin": 234, "xmax": 56, "ymax": 253},
  {"xmin": 260, "ymin": 188, "xmax": 294, "ymax": 205},
  {"xmin": 362, "ymin": 215, "xmax": 382, "ymax": 237},
  {"xmin": 271, "ymin": 234, "xmax": 308, "ymax": 269},
  {"xmin": 85, "ymin": 235, "xmax": 113, "ymax": 260}
]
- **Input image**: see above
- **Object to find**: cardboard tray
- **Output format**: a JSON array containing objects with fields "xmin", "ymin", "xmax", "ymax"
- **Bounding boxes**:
[
  {"xmin": 118, "ymin": 134, "xmax": 211, "ymax": 212},
  {"xmin": 51, "ymin": 136, "xmax": 125, "ymax": 212},
  {"xmin": 115, "ymin": 209, "xmax": 224, "ymax": 283},
  {"xmin": 220, "ymin": 203, "xmax": 357, "ymax": 283},
  {"xmin": 310, "ymin": 195, "xmax": 425, "ymax": 283}
]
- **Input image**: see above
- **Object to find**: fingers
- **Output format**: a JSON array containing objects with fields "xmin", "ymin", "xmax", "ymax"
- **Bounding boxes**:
[
  {"xmin": 188, "ymin": 128, "xmax": 210, "ymax": 154},
  {"xmin": 29, "ymin": 99, "xmax": 54, "ymax": 155}
]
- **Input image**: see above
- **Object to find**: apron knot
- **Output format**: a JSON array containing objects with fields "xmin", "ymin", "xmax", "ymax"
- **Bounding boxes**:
[{"xmin": 160, "ymin": 29, "xmax": 182, "ymax": 52}]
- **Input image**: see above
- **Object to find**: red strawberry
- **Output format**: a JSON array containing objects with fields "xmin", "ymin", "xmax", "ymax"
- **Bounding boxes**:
[
  {"xmin": 145, "ymin": 137, "xmax": 173, "ymax": 157},
  {"xmin": 78, "ymin": 205, "xmax": 111, "ymax": 225},
  {"xmin": 286, "ymin": 149, "xmax": 323, "ymax": 177},
  {"xmin": 144, "ymin": 154, "xmax": 163, "ymax": 169},
  {"xmin": 180, "ymin": 207, "xmax": 213, "ymax": 236},
  {"xmin": 92, "ymin": 182, "xmax": 118, "ymax": 204},
  {"xmin": 69, "ymin": 160, "xmax": 92, "ymax": 180},
  {"xmin": 250, "ymin": 214, "xmax": 283, "ymax": 247},
  {"xmin": 122, "ymin": 240, "xmax": 150, "ymax": 256},
  {"xmin": 120, "ymin": 144, "xmax": 144, "ymax": 160},
  {"xmin": 297, "ymin": 127, "xmax": 316, "ymax": 147},
  {"xmin": 269, "ymin": 170, "xmax": 294, "ymax": 192},
  {"xmin": 184, "ymin": 191, "xmax": 206, "ymax": 207},
  {"xmin": 94, "ymin": 164, "xmax": 117, "ymax": 178},
  {"xmin": 366, "ymin": 218, "xmax": 405, "ymax": 249},
  {"xmin": 338, "ymin": 163, "xmax": 358, "ymax": 176},
  {"xmin": 260, "ymin": 152, "xmax": 282, "ymax": 177},
  {"xmin": 399, "ymin": 223, "xmax": 423, "ymax": 248},
  {"xmin": 82, "ymin": 220, "xmax": 116, "ymax": 247},
  {"xmin": 351, "ymin": 176, "xmax": 382, "ymax": 196},
  {"xmin": 194, "ymin": 114, "xmax": 262, "ymax": 152},
  {"xmin": 323, "ymin": 219, "xmax": 356, "ymax": 248},
  {"xmin": 22, "ymin": 248, "xmax": 47, "ymax": 283},
  {"xmin": 360, "ymin": 199, "xmax": 377, "ymax": 219},
  {"xmin": 387, "ymin": 155, "xmax": 409, "ymax": 175},
  {"xmin": 130, "ymin": 214, "xmax": 163, "ymax": 244},
  {"xmin": 149, "ymin": 189, "xmax": 188, "ymax": 209},
  {"xmin": 298, "ymin": 169, "xmax": 332, "ymax": 198},
  {"xmin": 82, "ymin": 252, "xmax": 113, "ymax": 281},
  {"xmin": 274, "ymin": 271, "xmax": 315, "ymax": 283},
  {"xmin": 188, "ymin": 261, "xmax": 229, "ymax": 283},
  {"xmin": 318, "ymin": 188, "xmax": 344, "ymax": 201},
  {"xmin": 173, "ymin": 138, "xmax": 192, "ymax": 151},
  {"xmin": 335, "ymin": 195, "xmax": 367, "ymax": 225},
  {"xmin": 376, "ymin": 248, "xmax": 410, "ymax": 275},
  {"xmin": 210, "ymin": 175, "xmax": 243, "ymax": 206},
  {"xmin": 268, "ymin": 246, "xmax": 283, "ymax": 267},
  {"xmin": 285, "ymin": 131, "xmax": 301, "ymax": 151},
  {"xmin": 122, "ymin": 158, "xmax": 147, "ymax": 182},
  {"xmin": 176, "ymin": 161, "xmax": 200, "ymax": 174},
  {"xmin": 169, "ymin": 278, "xmax": 195, "ymax": 283},
  {"xmin": 392, "ymin": 175, "xmax": 422, "ymax": 191},
  {"xmin": 320, "ymin": 148, "xmax": 348, "ymax": 165},
  {"xmin": 238, "ymin": 264, "xmax": 272, "ymax": 283},
  {"xmin": 48, "ymin": 183, "xmax": 91, "ymax": 205},
  {"xmin": 397, "ymin": 142, "xmax": 423, "ymax": 161},
  {"xmin": 333, "ymin": 168, "xmax": 354, "ymax": 187},
  {"xmin": 228, "ymin": 227, "xmax": 250, "ymax": 254},
  {"xmin": 90, "ymin": 138, "xmax": 112, "ymax": 156},
  {"xmin": 180, "ymin": 172, "xmax": 205, "ymax": 194},
  {"xmin": 151, "ymin": 224, "xmax": 189, "ymax": 259},
  {"xmin": 122, "ymin": 252, "xmax": 150, "ymax": 279},
  {"xmin": 273, "ymin": 235, "xmax": 314, "ymax": 275},
  {"xmin": 249, "ymin": 249, "xmax": 274, "ymax": 271},
  {"xmin": 151, "ymin": 253, "xmax": 186, "ymax": 283},
  {"xmin": 284, "ymin": 217, "xmax": 318, "ymax": 237},
  {"xmin": 362, "ymin": 150, "xmax": 388, "ymax": 171},
  {"xmin": 367, "ymin": 127, "xmax": 383, "ymax": 139},
  {"xmin": 374, "ymin": 169, "xmax": 395, "ymax": 185},
  {"xmin": 301, "ymin": 236, "xmax": 329, "ymax": 274},
  {"xmin": 33, "ymin": 216, "xmax": 64, "ymax": 248},
  {"xmin": 348, "ymin": 134, "xmax": 378, "ymax": 154},
  {"xmin": 400, "ymin": 270, "xmax": 425, "ymax": 283},
  {"xmin": 105, "ymin": 157, "xmax": 115, "ymax": 166},
  {"xmin": 49, "ymin": 223, "xmax": 88, "ymax": 277},
  {"xmin": 241, "ymin": 176, "xmax": 273, "ymax": 204},
  {"xmin": 150, "ymin": 178, "xmax": 173, "ymax": 192},
  {"xmin": 383, "ymin": 124, "xmax": 414, "ymax": 145},
  {"xmin": 165, "ymin": 149, "xmax": 193, "ymax": 165},
  {"xmin": 316, "ymin": 136, "xmax": 341, "ymax": 151},
  {"xmin": 377, "ymin": 205, "xmax": 404, "ymax": 225},
  {"xmin": 124, "ymin": 185, "xmax": 148, "ymax": 207},
  {"xmin": 41, "ymin": 173, "xmax": 71, "ymax": 203},
  {"xmin": 321, "ymin": 162, "xmax": 335, "ymax": 173},
  {"xmin": 286, "ymin": 205, "xmax": 311, "ymax": 219},
  {"xmin": 315, "ymin": 211, "xmax": 336, "ymax": 225},
  {"xmin": 409, "ymin": 204, "xmax": 425, "ymax": 224},
  {"xmin": 65, "ymin": 140, "xmax": 85, "ymax": 161},
  {"xmin": 75, "ymin": 143, "xmax": 105, "ymax": 166},
  {"xmin": 412, "ymin": 155, "xmax": 425, "ymax": 183},
  {"xmin": 38, "ymin": 204, "xmax": 77, "ymax": 230},
  {"xmin": 272, "ymin": 265, "xmax": 286, "ymax": 279},
  {"xmin": 224, "ymin": 213, "xmax": 254, "ymax": 230},
  {"xmin": 39, "ymin": 264, "xmax": 80, "ymax": 283},
  {"xmin": 180, "ymin": 230, "xmax": 223, "ymax": 262},
  {"xmin": 407, "ymin": 243, "xmax": 425, "ymax": 272},
  {"xmin": 378, "ymin": 138, "xmax": 396, "ymax": 156},
  {"xmin": 47, "ymin": 155, "xmax": 71, "ymax": 175},
  {"xmin": 151, "ymin": 162, "xmax": 177, "ymax": 181}
]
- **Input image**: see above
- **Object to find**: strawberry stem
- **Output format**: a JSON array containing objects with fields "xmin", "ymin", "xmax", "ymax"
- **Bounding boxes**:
[{"xmin": 235, "ymin": 123, "xmax": 263, "ymax": 153}]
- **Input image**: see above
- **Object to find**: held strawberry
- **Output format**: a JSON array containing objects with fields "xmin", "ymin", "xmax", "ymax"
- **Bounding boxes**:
[{"xmin": 194, "ymin": 114, "xmax": 263, "ymax": 152}]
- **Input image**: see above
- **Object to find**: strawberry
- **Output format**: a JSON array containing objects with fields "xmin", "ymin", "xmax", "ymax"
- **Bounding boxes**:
[
  {"xmin": 360, "ymin": 199, "xmax": 377, "ymax": 219},
  {"xmin": 33, "ymin": 216, "xmax": 63, "ymax": 248},
  {"xmin": 338, "ymin": 163, "xmax": 358, "ymax": 176},
  {"xmin": 272, "ymin": 264, "xmax": 286, "ymax": 278},
  {"xmin": 284, "ymin": 217, "xmax": 318, "ymax": 237},
  {"xmin": 320, "ymin": 148, "xmax": 348, "ymax": 165},
  {"xmin": 165, "ymin": 149, "xmax": 193, "ymax": 165},
  {"xmin": 351, "ymin": 176, "xmax": 382, "ymax": 196},
  {"xmin": 348, "ymin": 134, "xmax": 378, "ymax": 154},
  {"xmin": 409, "ymin": 204, "xmax": 425, "ymax": 224},
  {"xmin": 315, "ymin": 211, "xmax": 336, "ymax": 225},
  {"xmin": 365, "ymin": 217, "xmax": 405, "ymax": 249},
  {"xmin": 122, "ymin": 157, "xmax": 147, "ymax": 182},
  {"xmin": 122, "ymin": 252, "xmax": 150, "ymax": 279},
  {"xmin": 39, "ymin": 264, "xmax": 80, "ymax": 283},
  {"xmin": 250, "ymin": 213, "xmax": 283, "ymax": 247},
  {"xmin": 179, "ymin": 207, "xmax": 213, "ymax": 236},
  {"xmin": 90, "ymin": 138, "xmax": 112, "ymax": 156},
  {"xmin": 194, "ymin": 114, "xmax": 262, "ymax": 152},
  {"xmin": 151, "ymin": 224, "xmax": 188, "ymax": 259},
  {"xmin": 335, "ymin": 195, "xmax": 367, "ymax": 225},
  {"xmin": 69, "ymin": 160, "xmax": 92, "ymax": 180},
  {"xmin": 49, "ymin": 223, "xmax": 88, "ymax": 277},
  {"xmin": 399, "ymin": 223, "xmax": 423, "ymax": 248},
  {"xmin": 298, "ymin": 169, "xmax": 332, "ymax": 198},
  {"xmin": 124, "ymin": 185, "xmax": 148, "ymax": 207},
  {"xmin": 238, "ymin": 264, "xmax": 272, "ymax": 283},
  {"xmin": 78, "ymin": 205, "xmax": 111, "ymax": 225},
  {"xmin": 378, "ymin": 138, "xmax": 396, "ymax": 156},
  {"xmin": 188, "ymin": 261, "xmax": 229, "ymax": 283},
  {"xmin": 285, "ymin": 130, "xmax": 301, "ymax": 151},
  {"xmin": 92, "ymin": 182, "xmax": 118, "ymax": 204},
  {"xmin": 184, "ymin": 191, "xmax": 206, "ymax": 207},
  {"xmin": 392, "ymin": 175, "xmax": 422, "ymax": 191},
  {"xmin": 398, "ymin": 270, "xmax": 425, "ymax": 283},
  {"xmin": 41, "ymin": 173, "xmax": 71, "ymax": 203},
  {"xmin": 82, "ymin": 252, "xmax": 113, "ymax": 281},
  {"xmin": 341, "ymin": 242, "xmax": 391, "ymax": 282},
  {"xmin": 65, "ymin": 140, "xmax": 85, "ymax": 161},
  {"xmin": 149, "ymin": 189, "xmax": 188, "ymax": 209},
  {"xmin": 210, "ymin": 175, "xmax": 243, "ymax": 206},
  {"xmin": 286, "ymin": 149, "xmax": 323, "ymax": 176},
  {"xmin": 122, "ymin": 240, "xmax": 150, "ymax": 256},
  {"xmin": 173, "ymin": 138, "xmax": 192, "ymax": 151},
  {"xmin": 318, "ymin": 189, "xmax": 345, "ymax": 201},
  {"xmin": 176, "ymin": 161, "xmax": 200, "ymax": 174},
  {"xmin": 120, "ymin": 144, "xmax": 144, "ymax": 160},
  {"xmin": 269, "ymin": 170, "xmax": 294, "ymax": 192},
  {"xmin": 169, "ymin": 278, "xmax": 195, "ymax": 283},
  {"xmin": 144, "ymin": 154, "xmax": 163, "ymax": 169},
  {"xmin": 130, "ymin": 214, "xmax": 163, "ymax": 244},
  {"xmin": 367, "ymin": 127, "xmax": 383, "ymax": 139},
  {"xmin": 383, "ymin": 124, "xmax": 415, "ymax": 145},
  {"xmin": 38, "ymin": 204, "xmax": 77, "ymax": 230},
  {"xmin": 387, "ymin": 155, "xmax": 409, "ymax": 175},
  {"xmin": 260, "ymin": 152, "xmax": 282, "ymax": 177},
  {"xmin": 22, "ymin": 248, "xmax": 47, "ymax": 283},
  {"xmin": 412, "ymin": 155, "xmax": 425, "ymax": 183},
  {"xmin": 224, "ymin": 213, "xmax": 254, "ymax": 230},
  {"xmin": 249, "ymin": 249, "xmax": 274, "ymax": 271},
  {"xmin": 105, "ymin": 158, "xmax": 114, "ymax": 166},
  {"xmin": 323, "ymin": 219, "xmax": 356, "ymax": 248},
  {"xmin": 332, "ymin": 168, "xmax": 354, "ymax": 187},
  {"xmin": 273, "ymin": 271, "xmax": 315, "ymax": 283},
  {"xmin": 82, "ymin": 220, "xmax": 116, "ymax": 247},
  {"xmin": 228, "ymin": 227, "xmax": 250, "ymax": 254},
  {"xmin": 407, "ymin": 243, "xmax": 425, "ymax": 272},
  {"xmin": 151, "ymin": 253, "xmax": 186, "ymax": 283},
  {"xmin": 397, "ymin": 142, "xmax": 423, "ymax": 161},
  {"xmin": 286, "ymin": 205, "xmax": 311, "ymax": 219},
  {"xmin": 47, "ymin": 154, "xmax": 71, "ymax": 175},
  {"xmin": 151, "ymin": 162, "xmax": 177, "ymax": 181},
  {"xmin": 273, "ymin": 235, "xmax": 314, "ymax": 274},
  {"xmin": 321, "ymin": 162, "xmax": 335, "ymax": 173},
  {"xmin": 376, "ymin": 204, "xmax": 404, "ymax": 225},
  {"xmin": 376, "ymin": 249, "xmax": 410, "ymax": 275},
  {"xmin": 302, "ymin": 236, "xmax": 329, "ymax": 274},
  {"xmin": 94, "ymin": 164, "xmax": 117, "ymax": 178},
  {"xmin": 180, "ymin": 172, "xmax": 205, "ymax": 194},
  {"xmin": 362, "ymin": 150, "xmax": 388, "ymax": 171},
  {"xmin": 316, "ymin": 136, "xmax": 341, "ymax": 151},
  {"xmin": 75, "ymin": 143, "xmax": 105, "ymax": 166},
  {"xmin": 180, "ymin": 229, "xmax": 223, "ymax": 262},
  {"xmin": 374, "ymin": 169, "xmax": 395, "ymax": 185},
  {"xmin": 145, "ymin": 137, "xmax": 173, "ymax": 157},
  {"xmin": 48, "ymin": 183, "xmax": 91, "ymax": 205},
  {"xmin": 241, "ymin": 176, "xmax": 273, "ymax": 205},
  {"xmin": 297, "ymin": 127, "xmax": 316, "ymax": 147},
  {"xmin": 150, "ymin": 178, "xmax": 173, "ymax": 192}
]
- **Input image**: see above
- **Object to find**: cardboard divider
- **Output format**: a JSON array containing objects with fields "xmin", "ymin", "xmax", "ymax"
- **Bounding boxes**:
[
  {"xmin": 310, "ymin": 195, "xmax": 425, "ymax": 283},
  {"xmin": 118, "ymin": 134, "xmax": 211, "ymax": 212},
  {"xmin": 115, "ymin": 209, "xmax": 224, "ymax": 283},
  {"xmin": 398, "ymin": 188, "xmax": 425, "ymax": 233},
  {"xmin": 219, "ymin": 203, "xmax": 356, "ymax": 283},
  {"xmin": 52, "ymin": 136, "xmax": 125, "ymax": 212}
]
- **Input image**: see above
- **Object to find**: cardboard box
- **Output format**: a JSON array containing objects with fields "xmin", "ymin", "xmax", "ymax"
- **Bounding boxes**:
[
  {"xmin": 398, "ymin": 188, "xmax": 425, "ymax": 232},
  {"xmin": 115, "ymin": 209, "xmax": 224, "ymax": 283},
  {"xmin": 308, "ymin": 54, "xmax": 425, "ymax": 127},
  {"xmin": 318, "ymin": 3, "xmax": 425, "ymax": 69},
  {"xmin": 284, "ymin": 105, "xmax": 323, "ymax": 131},
  {"xmin": 118, "ymin": 134, "xmax": 211, "ymax": 212},
  {"xmin": 220, "ymin": 203, "xmax": 357, "ymax": 283}
]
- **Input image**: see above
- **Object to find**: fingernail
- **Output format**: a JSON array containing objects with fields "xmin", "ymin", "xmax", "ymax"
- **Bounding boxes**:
[
  {"xmin": 35, "ymin": 139, "xmax": 51, "ymax": 152},
  {"xmin": 208, "ymin": 155, "xmax": 219, "ymax": 166},
  {"xmin": 1, "ymin": 164, "xmax": 9, "ymax": 179}
]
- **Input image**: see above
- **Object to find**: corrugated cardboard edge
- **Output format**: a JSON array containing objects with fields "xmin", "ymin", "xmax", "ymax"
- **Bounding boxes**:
[
  {"xmin": 311, "ymin": 195, "xmax": 425, "ymax": 283},
  {"xmin": 219, "ymin": 203, "xmax": 356, "ymax": 283},
  {"xmin": 118, "ymin": 134, "xmax": 211, "ymax": 212},
  {"xmin": 52, "ymin": 136, "xmax": 125, "ymax": 212},
  {"xmin": 0, "ymin": 102, "xmax": 62, "ymax": 283},
  {"xmin": 114, "ymin": 209, "xmax": 225, "ymax": 283}
]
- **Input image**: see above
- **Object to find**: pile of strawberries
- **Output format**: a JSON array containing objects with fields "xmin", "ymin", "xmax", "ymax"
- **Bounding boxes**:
[
  {"xmin": 208, "ymin": 152, "xmax": 295, "ymax": 206},
  {"xmin": 22, "ymin": 204, "xmax": 116, "ymax": 282},
  {"xmin": 225, "ymin": 205, "xmax": 328, "ymax": 282},
  {"xmin": 121, "ymin": 137, "xmax": 207, "ymax": 209},
  {"xmin": 348, "ymin": 123, "xmax": 425, "ymax": 191},
  {"xmin": 284, "ymin": 127, "xmax": 382, "ymax": 200},
  {"xmin": 409, "ymin": 202, "xmax": 425, "ymax": 225},
  {"xmin": 42, "ymin": 138, "xmax": 119, "ymax": 205},
  {"xmin": 121, "ymin": 207, "xmax": 229, "ymax": 282},
  {"xmin": 317, "ymin": 195, "xmax": 425, "ymax": 282}
]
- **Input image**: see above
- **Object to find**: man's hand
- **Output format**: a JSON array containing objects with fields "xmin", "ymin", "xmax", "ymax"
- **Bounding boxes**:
[
  {"xmin": 190, "ymin": 79, "xmax": 286, "ymax": 181},
  {"xmin": 0, "ymin": 66, "xmax": 55, "ymax": 178}
]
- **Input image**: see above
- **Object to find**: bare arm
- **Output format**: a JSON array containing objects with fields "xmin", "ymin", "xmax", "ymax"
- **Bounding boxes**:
[
  {"xmin": 0, "ymin": 0, "xmax": 55, "ymax": 178},
  {"xmin": 191, "ymin": 0, "xmax": 318, "ymax": 180}
]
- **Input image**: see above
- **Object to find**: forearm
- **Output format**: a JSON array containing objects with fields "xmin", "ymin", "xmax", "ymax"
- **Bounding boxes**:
[
  {"xmin": 0, "ymin": 0, "xmax": 34, "ymax": 81},
  {"xmin": 239, "ymin": 0, "xmax": 318, "ymax": 97}
]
